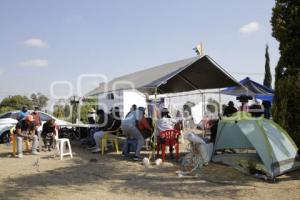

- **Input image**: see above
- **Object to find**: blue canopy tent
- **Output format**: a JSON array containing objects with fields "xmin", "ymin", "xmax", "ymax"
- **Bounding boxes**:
[{"xmin": 221, "ymin": 77, "xmax": 274, "ymax": 101}]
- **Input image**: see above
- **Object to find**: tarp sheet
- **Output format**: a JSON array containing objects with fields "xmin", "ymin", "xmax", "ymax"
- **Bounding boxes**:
[
  {"xmin": 87, "ymin": 55, "xmax": 240, "ymax": 96},
  {"xmin": 221, "ymin": 77, "xmax": 274, "ymax": 101}
]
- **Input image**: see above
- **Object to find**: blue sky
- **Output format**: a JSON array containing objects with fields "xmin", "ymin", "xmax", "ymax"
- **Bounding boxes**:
[{"xmin": 0, "ymin": 0, "xmax": 279, "ymax": 108}]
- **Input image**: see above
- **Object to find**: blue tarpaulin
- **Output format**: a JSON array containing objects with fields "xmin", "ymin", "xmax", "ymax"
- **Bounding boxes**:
[{"xmin": 221, "ymin": 77, "xmax": 274, "ymax": 102}]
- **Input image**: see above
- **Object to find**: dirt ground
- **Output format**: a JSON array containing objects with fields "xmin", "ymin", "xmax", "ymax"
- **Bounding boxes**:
[{"xmin": 0, "ymin": 141, "xmax": 299, "ymax": 200}]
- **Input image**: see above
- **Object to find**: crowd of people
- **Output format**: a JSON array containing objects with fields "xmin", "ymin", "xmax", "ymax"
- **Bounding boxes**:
[
  {"xmin": 208, "ymin": 99, "xmax": 272, "ymax": 144},
  {"xmin": 11, "ymin": 98, "xmax": 272, "ymax": 159},
  {"xmin": 81, "ymin": 104, "xmax": 183, "ymax": 161},
  {"xmin": 223, "ymin": 99, "xmax": 271, "ymax": 119}
]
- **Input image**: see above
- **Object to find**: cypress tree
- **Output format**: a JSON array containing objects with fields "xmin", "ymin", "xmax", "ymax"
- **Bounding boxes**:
[
  {"xmin": 263, "ymin": 44, "xmax": 272, "ymax": 88},
  {"xmin": 271, "ymin": 0, "xmax": 300, "ymax": 146}
]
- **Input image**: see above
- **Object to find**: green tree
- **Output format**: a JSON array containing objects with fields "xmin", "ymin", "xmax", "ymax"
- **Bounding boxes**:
[
  {"xmin": 271, "ymin": 0, "xmax": 300, "ymax": 146},
  {"xmin": 0, "ymin": 95, "xmax": 33, "ymax": 113},
  {"xmin": 263, "ymin": 44, "xmax": 272, "ymax": 88},
  {"xmin": 0, "ymin": 106, "xmax": 15, "ymax": 114},
  {"xmin": 53, "ymin": 104, "xmax": 64, "ymax": 118},
  {"xmin": 79, "ymin": 97, "xmax": 98, "ymax": 123},
  {"xmin": 30, "ymin": 92, "xmax": 49, "ymax": 109},
  {"xmin": 64, "ymin": 104, "xmax": 71, "ymax": 118}
]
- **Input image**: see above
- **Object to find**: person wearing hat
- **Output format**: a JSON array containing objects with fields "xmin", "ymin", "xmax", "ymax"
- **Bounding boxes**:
[
  {"xmin": 155, "ymin": 108, "xmax": 177, "ymax": 135},
  {"xmin": 121, "ymin": 106, "xmax": 148, "ymax": 160},
  {"xmin": 15, "ymin": 114, "xmax": 39, "ymax": 158}
]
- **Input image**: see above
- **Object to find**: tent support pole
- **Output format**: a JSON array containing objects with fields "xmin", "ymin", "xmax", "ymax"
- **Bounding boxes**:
[
  {"xmin": 149, "ymin": 87, "xmax": 158, "ymax": 162},
  {"xmin": 218, "ymin": 88, "xmax": 222, "ymax": 116}
]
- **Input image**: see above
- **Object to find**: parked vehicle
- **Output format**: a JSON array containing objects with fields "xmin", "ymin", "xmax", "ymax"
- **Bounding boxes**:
[{"xmin": 0, "ymin": 110, "xmax": 72, "ymax": 143}]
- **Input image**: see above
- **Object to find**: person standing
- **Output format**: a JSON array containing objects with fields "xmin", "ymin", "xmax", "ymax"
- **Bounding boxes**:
[
  {"xmin": 262, "ymin": 100, "xmax": 272, "ymax": 119},
  {"xmin": 32, "ymin": 107, "xmax": 41, "ymax": 127},
  {"xmin": 125, "ymin": 104, "xmax": 137, "ymax": 117},
  {"xmin": 17, "ymin": 106, "xmax": 29, "ymax": 121},
  {"xmin": 32, "ymin": 107, "xmax": 42, "ymax": 151},
  {"xmin": 15, "ymin": 115, "xmax": 39, "ymax": 158}
]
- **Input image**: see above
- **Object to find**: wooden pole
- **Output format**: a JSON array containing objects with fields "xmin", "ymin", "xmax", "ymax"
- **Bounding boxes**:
[{"xmin": 149, "ymin": 88, "xmax": 158, "ymax": 161}]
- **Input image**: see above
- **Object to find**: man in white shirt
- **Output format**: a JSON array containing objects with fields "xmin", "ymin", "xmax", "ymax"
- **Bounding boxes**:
[
  {"xmin": 155, "ymin": 108, "xmax": 178, "ymax": 135},
  {"xmin": 155, "ymin": 108, "xmax": 180, "ymax": 158}
]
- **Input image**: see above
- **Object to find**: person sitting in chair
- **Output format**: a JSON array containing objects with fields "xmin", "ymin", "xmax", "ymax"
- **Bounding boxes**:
[
  {"xmin": 155, "ymin": 108, "xmax": 180, "ymax": 135},
  {"xmin": 87, "ymin": 108, "xmax": 96, "ymax": 124},
  {"xmin": 91, "ymin": 107, "xmax": 121, "ymax": 153},
  {"xmin": 41, "ymin": 119, "xmax": 58, "ymax": 151},
  {"xmin": 155, "ymin": 108, "xmax": 180, "ymax": 158},
  {"xmin": 15, "ymin": 115, "xmax": 39, "ymax": 158},
  {"xmin": 84, "ymin": 109, "xmax": 111, "ymax": 148}
]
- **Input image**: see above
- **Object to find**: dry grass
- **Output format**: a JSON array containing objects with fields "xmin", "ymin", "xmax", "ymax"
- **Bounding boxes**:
[{"xmin": 0, "ymin": 141, "xmax": 299, "ymax": 200}]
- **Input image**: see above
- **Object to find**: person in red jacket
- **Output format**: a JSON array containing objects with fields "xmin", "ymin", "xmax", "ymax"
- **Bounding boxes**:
[{"xmin": 32, "ymin": 107, "xmax": 41, "ymax": 127}]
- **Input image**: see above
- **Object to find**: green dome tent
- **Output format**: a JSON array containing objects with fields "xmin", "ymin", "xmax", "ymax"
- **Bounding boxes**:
[{"xmin": 212, "ymin": 112, "xmax": 299, "ymax": 179}]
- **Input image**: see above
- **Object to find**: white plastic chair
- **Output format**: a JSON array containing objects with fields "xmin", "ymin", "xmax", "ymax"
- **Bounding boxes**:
[{"xmin": 56, "ymin": 138, "xmax": 73, "ymax": 160}]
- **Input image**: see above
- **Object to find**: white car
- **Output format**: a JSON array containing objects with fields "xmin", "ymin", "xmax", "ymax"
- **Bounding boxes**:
[{"xmin": 0, "ymin": 110, "xmax": 72, "ymax": 143}]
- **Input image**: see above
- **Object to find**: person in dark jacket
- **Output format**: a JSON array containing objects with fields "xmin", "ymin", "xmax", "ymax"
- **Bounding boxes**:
[
  {"xmin": 41, "ymin": 119, "xmax": 58, "ymax": 151},
  {"xmin": 91, "ymin": 107, "xmax": 121, "ymax": 153},
  {"xmin": 262, "ymin": 100, "xmax": 271, "ymax": 119},
  {"xmin": 223, "ymin": 101, "xmax": 238, "ymax": 117},
  {"xmin": 15, "ymin": 115, "xmax": 39, "ymax": 158},
  {"xmin": 85, "ymin": 109, "xmax": 112, "ymax": 147}
]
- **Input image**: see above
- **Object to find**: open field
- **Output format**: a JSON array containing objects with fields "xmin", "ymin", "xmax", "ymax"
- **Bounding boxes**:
[{"xmin": 0, "ymin": 142, "xmax": 299, "ymax": 200}]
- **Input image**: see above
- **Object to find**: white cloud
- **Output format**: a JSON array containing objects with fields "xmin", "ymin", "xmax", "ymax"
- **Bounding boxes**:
[
  {"xmin": 239, "ymin": 22, "xmax": 260, "ymax": 34},
  {"xmin": 22, "ymin": 38, "xmax": 48, "ymax": 48},
  {"xmin": 19, "ymin": 59, "xmax": 49, "ymax": 68}
]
